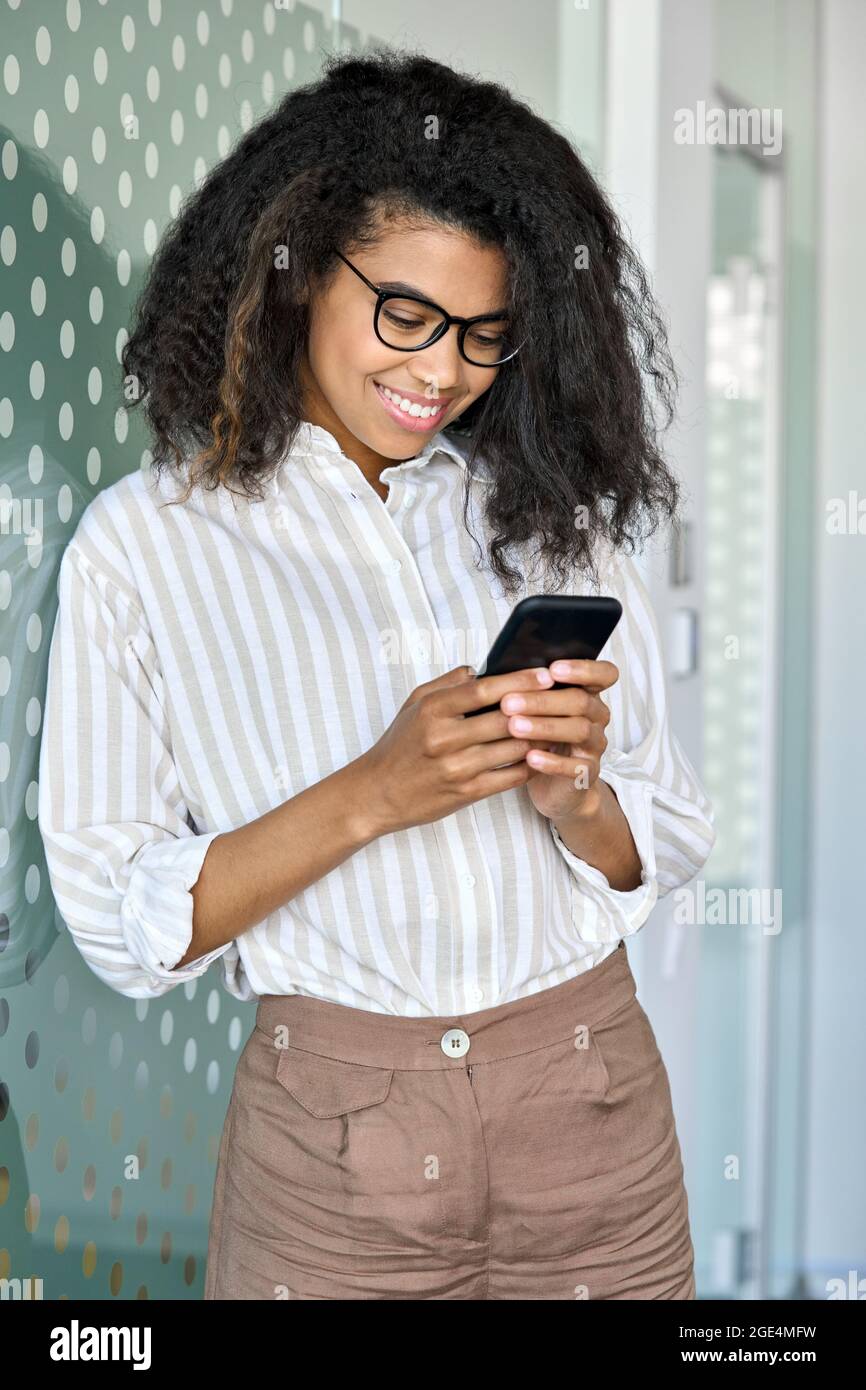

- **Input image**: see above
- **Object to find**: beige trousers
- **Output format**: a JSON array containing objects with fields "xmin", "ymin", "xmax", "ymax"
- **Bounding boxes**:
[{"xmin": 205, "ymin": 940, "xmax": 696, "ymax": 1300}]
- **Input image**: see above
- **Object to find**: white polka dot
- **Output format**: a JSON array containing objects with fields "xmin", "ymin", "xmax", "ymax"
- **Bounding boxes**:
[
  {"xmin": 148, "ymin": 0, "xmax": 162, "ymax": 24},
  {"xmin": 220, "ymin": 0, "xmax": 233, "ymax": 15},
  {"xmin": 172, "ymin": 34, "xmax": 185, "ymax": 70},
  {"xmin": 34, "ymin": 109, "xmax": 50, "ymax": 148},
  {"xmin": 4, "ymin": 55, "xmax": 20, "ymax": 96},
  {"xmin": 58, "ymin": 400, "xmax": 73, "ymax": 439},
  {"xmin": 195, "ymin": 83, "xmax": 208, "ymax": 118},
  {"xmin": 62, "ymin": 155, "xmax": 77, "ymax": 195},
  {"xmin": 217, "ymin": 126, "xmax": 230, "ymax": 158},
  {"xmin": 31, "ymin": 277, "xmax": 46, "ymax": 315},
  {"xmin": 90, "ymin": 206, "xmax": 105, "ymax": 244},
  {"xmin": 170, "ymin": 109, "xmax": 184, "ymax": 144},
  {"xmin": 144, "ymin": 141, "xmax": 158, "ymax": 176},
  {"xmin": 88, "ymin": 366, "xmax": 102, "ymax": 403},
  {"xmin": 0, "ymin": 742, "xmax": 8, "ymax": 781},
  {"xmin": 60, "ymin": 320, "xmax": 75, "ymax": 357},
  {"xmin": 118, "ymin": 169, "xmax": 132, "ymax": 207},
  {"xmin": 1, "ymin": 139, "xmax": 17, "ymax": 179},
  {"xmin": 26, "ymin": 612, "xmax": 41, "ymax": 651},
  {"xmin": 218, "ymin": 53, "xmax": 231, "ymax": 87},
  {"xmin": 0, "ymin": 657, "xmax": 9, "ymax": 697},
  {"xmin": 58, "ymin": 483, "xmax": 73, "ymax": 522},
  {"xmin": 86, "ymin": 447, "xmax": 101, "ymax": 483},
  {"xmin": 0, "ymin": 397, "xmax": 12, "ymax": 434},
  {"xmin": 92, "ymin": 126, "xmax": 106, "ymax": 163},
  {"xmin": 196, "ymin": 9, "xmax": 209, "ymax": 44},
  {"xmin": 169, "ymin": 184, "xmax": 182, "ymax": 215},
  {"xmin": 193, "ymin": 156, "xmax": 208, "ymax": 185},
  {"xmin": 0, "ymin": 829, "xmax": 8, "ymax": 868},
  {"xmin": 94, "ymin": 46, "xmax": 108, "ymax": 83},
  {"xmin": 66, "ymin": 0, "xmax": 81, "ymax": 32},
  {"xmin": 146, "ymin": 65, "xmax": 160, "ymax": 102},
  {"xmin": 143, "ymin": 218, "xmax": 157, "ymax": 254},
  {"xmin": 32, "ymin": 192, "xmax": 47, "ymax": 230},
  {"xmin": 89, "ymin": 286, "xmax": 103, "ymax": 323},
  {"xmin": 303, "ymin": 19, "xmax": 315, "ymax": 52},
  {"xmin": 264, "ymin": 3, "xmax": 276, "ymax": 37},
  {"xmin": 0, "ymin": 225, "xmax": 16, "ymax": 265},
  {"xmin": 0, "ymin": 311, "xmax": 14, "ymax": 351},
  {"xmin": 28, "ymin": 444, "xmax": 43, "ymax": 483},
  {"xmin": 35, "ymin": 25, "xmax": 51, "ymax": 64},
  {"xmin": 119, "ymin": 91, "xmax": 135, "ymax": 126},
  {"xmin": 241, "ymin": 29, "xmax": 254, "ymax": 62},
  {"xmin": 25, "ymin": 695, "xmax": 42, "ymax": 737},
  {"xmin": 25, "ymin": 864, "xmax": 40, "ymax": 903},
  {"xmin": 183, "ymin": 1038, "xmax": 197, "ymax": 1073},
  {"xmin": 116, "ymin": 248, "xmax": 131, "ymax": 285},
  {"xmin": 65, "ymin": 73, "xmax": 79, "ymax": 112},
  {"xmin": 228, "ymin": 1015, "xmax": 243, "ymax": 1050},
  {"xmin": 61, "ymin": 237, "xmax": 76, "ymax": 274},
  {"xmin": 262, "ymin": 70, "xmax": 274, "ymax": 104},
  {"xmin": 160, "ymin": 1010, "xmax": 174, "ymax": 1045},
  {"xmin": 283, "ymin": 47, "xmax": 295, "ymax": 81},
  {"xmin": 121, "ymin": 14, "xmax": 135, "ymax": 51},
  {"xmin": 239, "ymin": 101, "xmax": 253, "ymax": 132}
]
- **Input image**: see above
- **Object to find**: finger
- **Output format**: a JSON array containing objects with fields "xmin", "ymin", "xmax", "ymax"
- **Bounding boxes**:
[
  {"xmin": 438, "ymin": 665, "xmax": 555, "ymax": 719},
  {"xmin": 525, "ymin": 746, "xmax": 600, "ymax": 785},
  {"xmin": 408, "ymin": 664, "xmax": 476, "ymax": 703},
  {"xmin": 547, "ymin": 658, "xmax": 619, "ymax": 692},
  {"xmin": 504, "ymin": 714, "xmax": 597, "ymax": 744},
  {"xmin": 499, "ymin": 687, "xmax": 609, "ymax": 722}
]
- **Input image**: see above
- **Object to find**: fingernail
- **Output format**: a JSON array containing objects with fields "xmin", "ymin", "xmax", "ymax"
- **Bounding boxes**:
[{"xmin": 536, "ymin": 668, "xmax": 553, "ymax": 684}]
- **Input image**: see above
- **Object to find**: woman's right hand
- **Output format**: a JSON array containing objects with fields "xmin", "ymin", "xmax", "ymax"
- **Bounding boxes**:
[{"xmin": 354, "ymin": 663, "xmax": 557, "ymax": 836}]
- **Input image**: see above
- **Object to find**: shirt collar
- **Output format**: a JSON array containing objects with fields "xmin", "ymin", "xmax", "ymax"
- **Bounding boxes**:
[{"xmin": 271, "ymin": 420, "xmax": 472, "ymax": 494}]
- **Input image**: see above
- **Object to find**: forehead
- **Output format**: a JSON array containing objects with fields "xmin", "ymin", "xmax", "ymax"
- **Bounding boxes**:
[{"xmin": 350, "ymin": 222, "xmax": 510, "ymax": 309}]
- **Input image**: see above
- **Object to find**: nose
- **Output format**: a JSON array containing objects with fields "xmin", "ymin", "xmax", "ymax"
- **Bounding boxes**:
[{"xmin": 408, "ymin": 327, "xmax": 465, "ymax": 393}]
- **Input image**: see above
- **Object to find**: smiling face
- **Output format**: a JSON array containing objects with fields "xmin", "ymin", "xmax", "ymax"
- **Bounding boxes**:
[{"xmin": 299, "ymin": 218, "xmax": 511, "ymax": 482}]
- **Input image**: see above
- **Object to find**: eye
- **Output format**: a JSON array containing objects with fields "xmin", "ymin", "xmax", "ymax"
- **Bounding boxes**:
[{"xmin": 382, "ymin": 308, "xmax": 426, "ymax": 332}]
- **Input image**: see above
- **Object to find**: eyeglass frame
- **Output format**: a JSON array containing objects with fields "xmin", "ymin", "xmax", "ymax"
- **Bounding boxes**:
[{"xmin": 334, "ymin": 250, "xmax": 524, "ymax": 367}]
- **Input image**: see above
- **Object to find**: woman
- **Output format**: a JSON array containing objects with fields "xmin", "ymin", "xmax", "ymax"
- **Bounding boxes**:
[{"xmin": 38, "ymin": 49, "xmax": 716, "ymax": 1300}]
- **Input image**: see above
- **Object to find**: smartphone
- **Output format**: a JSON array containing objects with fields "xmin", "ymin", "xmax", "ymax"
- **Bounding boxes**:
[{"xmin": 464, "ymin": 594, "xmax": 623, "ymax": 718}]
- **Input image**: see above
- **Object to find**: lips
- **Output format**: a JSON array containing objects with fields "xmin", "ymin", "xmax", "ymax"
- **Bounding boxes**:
[{"xmin": 373, "ymin": 381, "xmax": 453, "ymax": 433}]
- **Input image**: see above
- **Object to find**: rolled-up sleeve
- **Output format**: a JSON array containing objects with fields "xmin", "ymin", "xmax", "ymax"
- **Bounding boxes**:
[
  {"xmin": 37, "ymin": 539, "xmax": 233, "ymax": 998},
  {"xmin": 549, "ymin": 547, "xmax": 717, "ymax": 939}
]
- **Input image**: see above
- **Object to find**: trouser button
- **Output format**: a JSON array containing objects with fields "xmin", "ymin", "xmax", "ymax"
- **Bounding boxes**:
[{"xmin": 440, "ymin": 1027, "xmax": 471, "ymax": 1058}]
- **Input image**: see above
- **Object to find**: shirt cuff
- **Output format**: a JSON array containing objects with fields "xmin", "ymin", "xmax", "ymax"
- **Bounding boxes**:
[
  {"xmin": 549, "ymin": 751, "xmax": 659, "ymax": 932},
  {"xmin": 119, "ymin": 830, "xmax": 232, "ymax": 986}
]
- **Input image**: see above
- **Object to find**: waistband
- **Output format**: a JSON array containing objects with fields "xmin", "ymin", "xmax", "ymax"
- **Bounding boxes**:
[{"xmin": 254, "ymin": 941, "xmax": 636, "ymax": 1071}]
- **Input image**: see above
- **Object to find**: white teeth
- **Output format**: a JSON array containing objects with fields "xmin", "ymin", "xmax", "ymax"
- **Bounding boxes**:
[{"xmin": 379, "ymin": 384, "xmax": 444, "ymax": 420}]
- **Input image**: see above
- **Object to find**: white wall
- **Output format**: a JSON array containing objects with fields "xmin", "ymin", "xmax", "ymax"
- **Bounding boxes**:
[{"xmin": 807, "ymin": 0, "xmax": 866, "ymax": 1293}]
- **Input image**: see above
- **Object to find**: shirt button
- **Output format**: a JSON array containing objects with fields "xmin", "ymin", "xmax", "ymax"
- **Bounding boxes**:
[
  {"xmin": 384, "ymin": 558, "xmax": 402, "ymax": 573},
  {"xmin": 470, "ymin": 987, "xmax": 484, "ymax": 1004},
  {"xmin": 464, "ymin": 874, "xmax": 476, "ymax": 888},
  {"xmin": 440, "ymin": 1027, "xmax": 471, "ymax": 1058}
]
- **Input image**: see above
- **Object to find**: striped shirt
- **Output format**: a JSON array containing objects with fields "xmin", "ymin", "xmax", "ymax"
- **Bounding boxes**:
[{"xmin": 37, "ymin": 421, "xmax": 716, "ymax": 1014}]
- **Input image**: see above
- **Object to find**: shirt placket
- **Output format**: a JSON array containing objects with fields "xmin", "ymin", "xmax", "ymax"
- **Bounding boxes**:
[{"xmin": 311, "ymin": 451, "xmax": 495, "ymax": 1017}]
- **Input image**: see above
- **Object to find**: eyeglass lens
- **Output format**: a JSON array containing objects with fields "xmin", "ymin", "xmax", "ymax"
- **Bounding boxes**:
[{"xmin": 377, "ymin": 297, "xmax": 516, "ymax": 365}]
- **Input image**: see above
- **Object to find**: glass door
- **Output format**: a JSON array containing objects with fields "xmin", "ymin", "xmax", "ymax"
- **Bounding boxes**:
[{"xmin": 692, "ymin": 140, "xmax": 784, "ymax": 1299}]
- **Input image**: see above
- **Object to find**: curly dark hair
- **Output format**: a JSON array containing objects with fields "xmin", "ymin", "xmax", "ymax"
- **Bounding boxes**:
[{"xmin": 121, "ymin": 46, "xmax": 680, "ymax": 595}]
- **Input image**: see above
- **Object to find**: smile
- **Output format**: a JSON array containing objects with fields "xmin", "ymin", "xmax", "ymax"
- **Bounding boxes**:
[{"xmin": 374, "ymin": 381, "xmax": 450, "ymax": 432}]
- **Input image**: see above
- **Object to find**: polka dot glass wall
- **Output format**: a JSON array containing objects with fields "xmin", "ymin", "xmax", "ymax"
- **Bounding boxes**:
[{"xmin": 0, "ymin": 0, "xmax": 368, "ymax": 1301}]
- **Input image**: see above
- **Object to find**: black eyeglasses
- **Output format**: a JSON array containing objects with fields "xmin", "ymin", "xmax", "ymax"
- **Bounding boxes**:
[{"xmin": 335, "ymin": 251, "xmax": 524, "ymax": 367}]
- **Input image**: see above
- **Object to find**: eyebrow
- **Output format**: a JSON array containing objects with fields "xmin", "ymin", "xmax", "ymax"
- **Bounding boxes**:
[{"xmin": 378, "ymin": 279, "xmax": 510, "ymax": 318}]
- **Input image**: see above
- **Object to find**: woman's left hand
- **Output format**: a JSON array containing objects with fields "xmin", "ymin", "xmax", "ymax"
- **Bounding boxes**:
[{"xmin": 500, "ymin": 658, "xmax": 620, "ymax": 822}]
